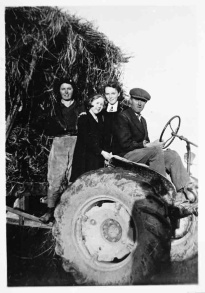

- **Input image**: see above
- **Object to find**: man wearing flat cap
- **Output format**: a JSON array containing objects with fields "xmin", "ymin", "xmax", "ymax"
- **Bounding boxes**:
[{"xmin": 113, "ymin": 87, "xmax": 197, "ymax": 202}]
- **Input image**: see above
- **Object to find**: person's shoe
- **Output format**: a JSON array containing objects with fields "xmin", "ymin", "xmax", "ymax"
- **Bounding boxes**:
[
  {"xmin": 182, "ymin": 182, "xmax": 198, "ymax": 203},
  {"xmin": 39, "ymin": 208, "xmax": 55, "ymax": 224},
  {"xmin": 40, "ymin": 196, "xmax": 48, "ymax": 204}
]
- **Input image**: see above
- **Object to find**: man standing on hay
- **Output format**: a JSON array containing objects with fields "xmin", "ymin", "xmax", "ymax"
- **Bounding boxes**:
[{"xmin": 39, "ymin": 78, "xmax": 85, "ymax": 224}]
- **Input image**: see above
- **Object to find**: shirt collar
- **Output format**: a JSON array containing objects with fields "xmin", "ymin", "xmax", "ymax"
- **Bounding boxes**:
[
  {"xmin": 135, "ymin": 112, "xmax": 142, "ymax": 121},
  {"xmin": 61, "ymin": 99, "xmax": 74, "ymax": 108},
  {"xmin": 89, "ymin": 109, "xmax": 98, "ymax": 122},
  {"xmin": 107, "ymin": 101, "xmax": 118, "ymax": 112}
]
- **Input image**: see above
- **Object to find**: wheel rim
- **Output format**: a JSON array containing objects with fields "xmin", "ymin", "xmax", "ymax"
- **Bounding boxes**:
[{"xmin": 73, "ymin": 195, "xmax": 138, "ymax": 270}]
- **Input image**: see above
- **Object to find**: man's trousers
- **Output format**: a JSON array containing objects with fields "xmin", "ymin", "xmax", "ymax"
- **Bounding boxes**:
[{"xmin": 124, "ymin": 146, "xmax": 190, "ymax": 191}]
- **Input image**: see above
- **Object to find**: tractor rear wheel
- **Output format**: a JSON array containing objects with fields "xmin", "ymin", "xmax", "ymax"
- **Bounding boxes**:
[
  {"xmin": 171, "ymin": 176, "xmax": 198, "ymax": 261},
  {"xmin": 171, "ymin": 214, "xmax": 198, "ymax": 261},
  {"xmin": 53, "ymin": 168, "xmax": 172, "ymax": 285}
]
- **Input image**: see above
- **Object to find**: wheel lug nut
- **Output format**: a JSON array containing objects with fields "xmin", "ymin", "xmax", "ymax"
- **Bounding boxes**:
[{"xmin": 90, "ymin": 219, "xmax": 96, "ymax": 225}]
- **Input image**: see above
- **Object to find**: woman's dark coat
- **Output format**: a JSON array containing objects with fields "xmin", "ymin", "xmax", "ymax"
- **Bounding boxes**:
[{"xmin": 71, "ymin": 111, "xmax": 105, "ymax": 182}]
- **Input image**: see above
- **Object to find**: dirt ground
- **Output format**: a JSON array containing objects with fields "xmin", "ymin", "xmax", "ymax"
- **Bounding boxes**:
[
  {"xmin": 6, "ymin": 223, "xmax": 198, "ymax": 287},
  {"xmin": 6, "ymin": 224, "xmax": 76, "ymax": 286}
]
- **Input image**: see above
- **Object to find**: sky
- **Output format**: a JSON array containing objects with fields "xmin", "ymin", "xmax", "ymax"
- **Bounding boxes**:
[{"xmin": 1, "ymin": 0, "xmax": 205, "ymax": 291}]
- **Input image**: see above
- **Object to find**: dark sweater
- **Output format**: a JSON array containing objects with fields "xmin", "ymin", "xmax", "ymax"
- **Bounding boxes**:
[
  {"xmin": 34, "ymin": 100, "xmax": 85, "ymax": 137},
  {"xmin": 60, "ymin": 101, "xmax": 79, "ymax": 134}
]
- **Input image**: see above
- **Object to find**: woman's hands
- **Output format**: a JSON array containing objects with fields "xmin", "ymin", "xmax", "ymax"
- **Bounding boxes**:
[
  {"xmin": 144, "ymin": 139, "xmax": 165, "ymax": 149},
  {"xmin": 101, "ymin": 150, "xmax": 113, "ymax": 161}
]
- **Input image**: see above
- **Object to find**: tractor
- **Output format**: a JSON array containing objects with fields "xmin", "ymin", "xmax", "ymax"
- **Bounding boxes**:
[
  {"xmin": 52, "ymin": 115, "xmax": 198, "ymax": 285},
  {"xmin": 6, "ymin": 116, "xmax": 198, "ymax": 285}
]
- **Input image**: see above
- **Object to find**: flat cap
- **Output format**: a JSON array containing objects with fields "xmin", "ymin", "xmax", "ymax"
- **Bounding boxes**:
[{"xmin": 129, "ymin": 88, "xmax": 151, "ymax": 101}]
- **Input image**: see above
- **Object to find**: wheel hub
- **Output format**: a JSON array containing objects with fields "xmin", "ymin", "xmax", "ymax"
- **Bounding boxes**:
[
  {"xmin": 101, "ymin": 219, "xmax": 122, "ymax": 242},
  {"xmin": 79, "ymin": 201, "xmax": 136, "ymax": 262}
]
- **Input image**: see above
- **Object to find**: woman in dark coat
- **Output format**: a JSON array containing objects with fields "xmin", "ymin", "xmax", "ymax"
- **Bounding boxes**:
[{"xmin": 71, "ymin": 93, "xmax": 112, "ymax": 182}]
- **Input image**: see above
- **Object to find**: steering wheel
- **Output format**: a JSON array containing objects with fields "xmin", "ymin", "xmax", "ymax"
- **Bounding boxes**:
[{"xmin": 159, "ymin": 115, "xmax": 181, "ymax": 149}]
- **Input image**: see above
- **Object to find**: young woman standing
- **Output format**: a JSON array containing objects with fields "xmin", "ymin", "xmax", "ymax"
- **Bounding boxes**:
[{"xmin": 39, "ymin": 78, "xmax": 84, "ymax": 223}]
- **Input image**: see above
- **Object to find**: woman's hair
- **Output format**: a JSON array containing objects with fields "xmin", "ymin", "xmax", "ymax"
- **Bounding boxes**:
[
  {"xmin": 104, "ymin": 81, "xmax": 122, "ymax": 94},
  {"xmin": 87, "ymin": 93, "xmax": 106, "ymax": 109},
  {"xmin": 53, "ymin": 77, "xmax": 78, "ymax": 101},
  {"xmin": 104, "ymin": 81, "xmax": 124, "ymax": 101}
]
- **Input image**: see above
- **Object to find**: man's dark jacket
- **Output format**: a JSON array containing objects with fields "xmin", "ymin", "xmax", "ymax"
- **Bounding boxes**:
[
  {"xmin": 113, "ymin": 107, "xmax": 150, "ymax": 156},
  {"xmin": 102, "ymin": 101, "xmax": 129, "ymax": 154}
]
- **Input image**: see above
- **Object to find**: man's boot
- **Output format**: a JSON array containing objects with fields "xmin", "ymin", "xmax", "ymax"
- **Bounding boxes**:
[
  {"xmin": 39, "ymin": 207, "xmax": 55, "ymax": 224},
  {"xmin": 177, "ymin": 180, "xmax": 198, "ymax": 203},
  {"xmin": 182, "ymin": 181, "xmax": 198, "ymax": 203}
]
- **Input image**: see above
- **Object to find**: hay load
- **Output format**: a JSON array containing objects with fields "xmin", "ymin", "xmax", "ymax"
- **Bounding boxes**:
[{"xmin": 6, "ymin": 6, "xmax": 129, "ymax": 195}]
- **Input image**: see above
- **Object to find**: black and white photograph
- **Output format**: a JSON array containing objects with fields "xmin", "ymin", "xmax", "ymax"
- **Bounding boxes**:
[{"xmin": 1, "ymin": 0, "xmax": 205, "ymax": 291}]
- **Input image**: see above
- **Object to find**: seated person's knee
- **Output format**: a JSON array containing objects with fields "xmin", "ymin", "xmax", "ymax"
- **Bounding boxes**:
[
  {"xmin": 152, "ymin": 145, "xmax": 164, "ymax": 154},
  {"xmin": 165, "ymin": 149, "xmax": 180, "ymax": 160}
]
